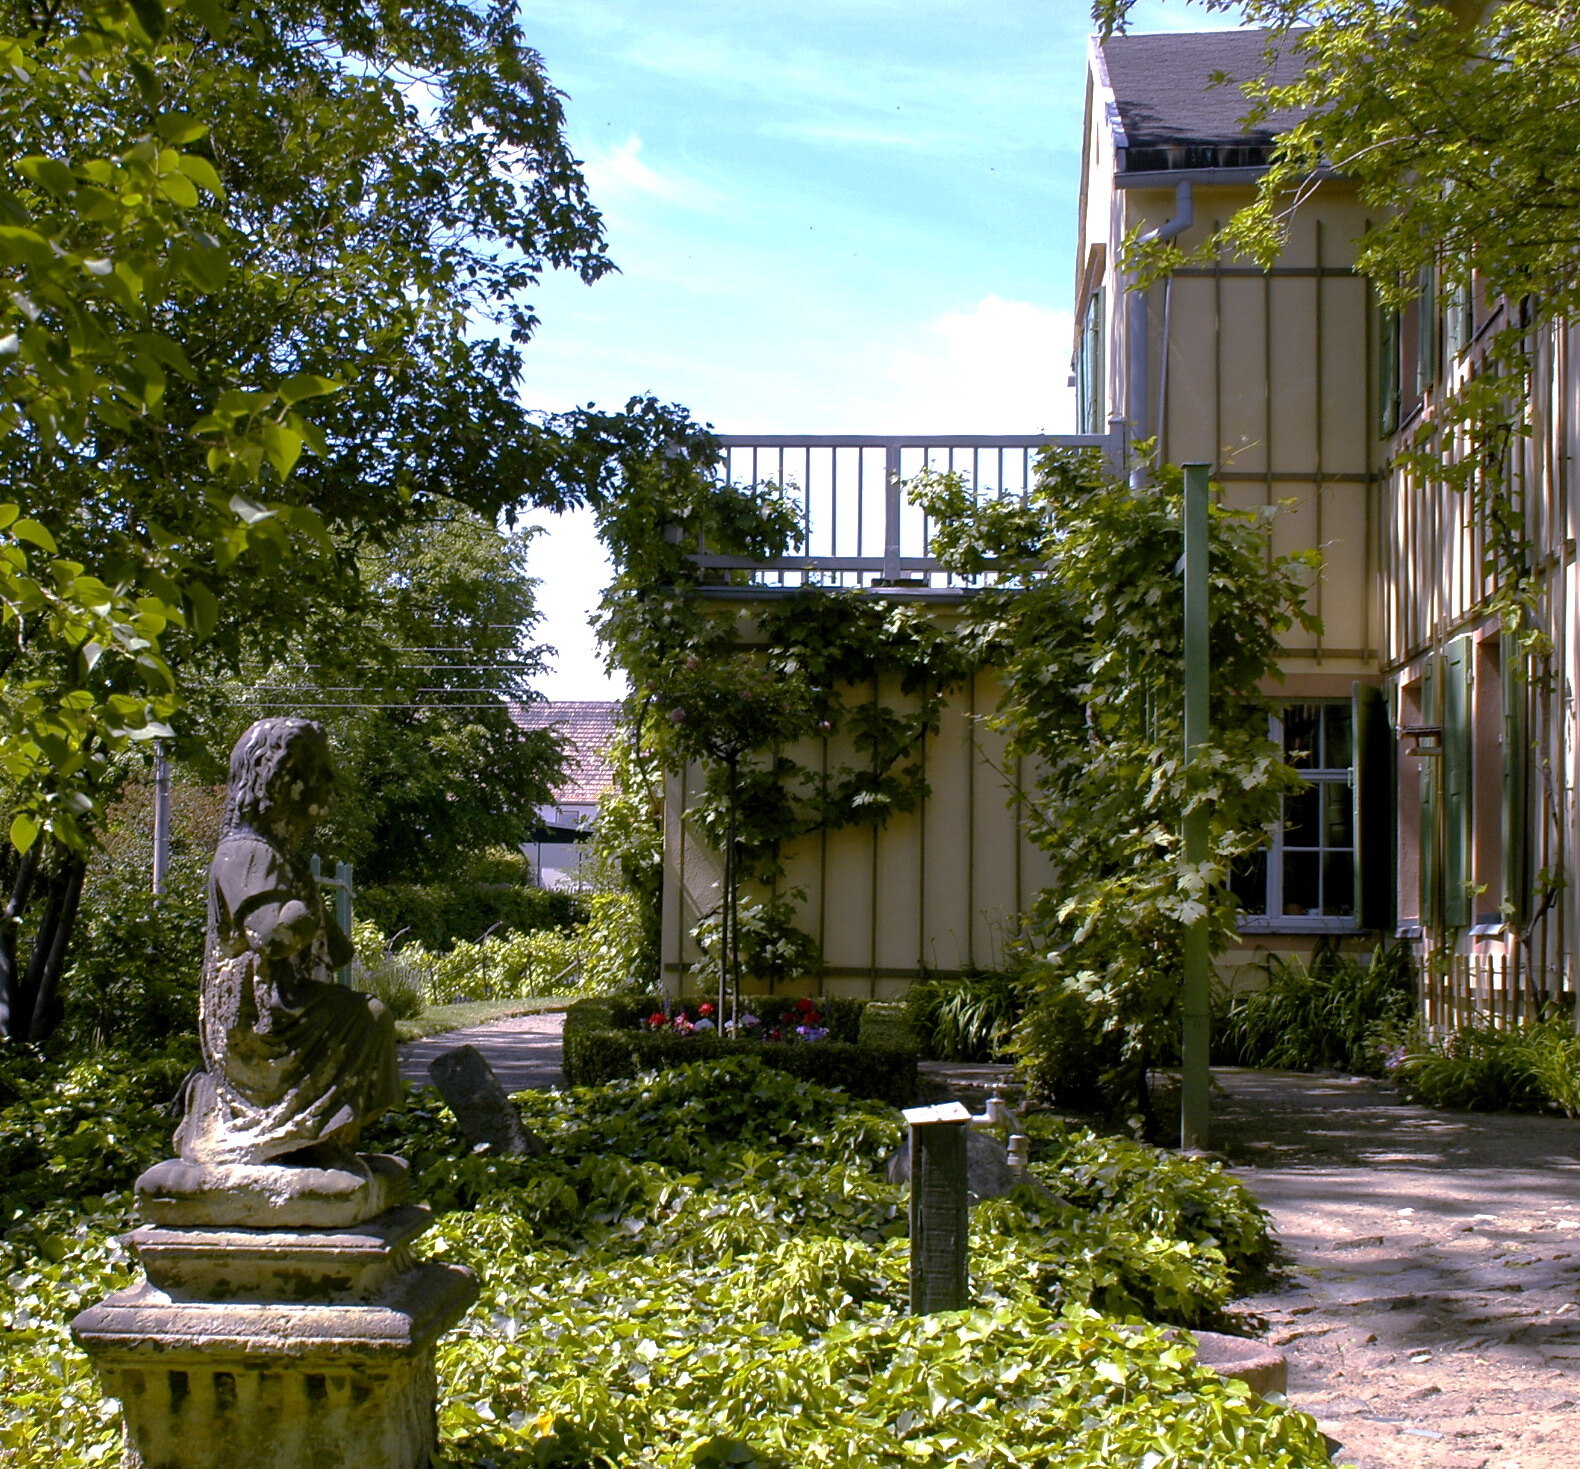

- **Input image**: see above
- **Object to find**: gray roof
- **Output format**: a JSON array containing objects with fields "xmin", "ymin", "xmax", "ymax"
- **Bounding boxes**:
[
  {"xmin": 510, "ymin": 700, "xmax": 621, "ymax": 804},
  {"xmin": 1099, "ymin": 28, "xmax": 1310, "ymax": 172}
]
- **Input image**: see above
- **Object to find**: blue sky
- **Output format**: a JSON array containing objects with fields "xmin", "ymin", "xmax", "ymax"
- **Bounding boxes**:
[{"xmin": 521, "ymin": 0, "xmax": 1247, "ymax": 697}]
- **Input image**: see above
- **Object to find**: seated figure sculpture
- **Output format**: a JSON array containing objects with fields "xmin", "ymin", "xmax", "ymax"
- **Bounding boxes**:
[
  {"xmin": 76, "ymin": 719, "xmax": 477, "ymax": 1469},
  {"xmin": 141, "ymin": 717, "xmax": 405, "ymax": 1226}
]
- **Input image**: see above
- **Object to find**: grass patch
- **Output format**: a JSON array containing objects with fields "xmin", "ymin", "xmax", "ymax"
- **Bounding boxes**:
[{"xmin": 395, "ymin": 995, "xmax": 569, "ymax": 1044}]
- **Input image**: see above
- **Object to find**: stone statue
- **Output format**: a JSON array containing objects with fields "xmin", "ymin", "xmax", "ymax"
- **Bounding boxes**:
[
  {"xmin": 173, "ymin": 716, "xmax": 400, "ymax": 1168},
  {"xmin": 138, "ymin": 716, "xmax": 406, "ymax": 1227},
  {"xmin": 75, "ymin": 716, "xmax": 477, "ymax": 1469}
]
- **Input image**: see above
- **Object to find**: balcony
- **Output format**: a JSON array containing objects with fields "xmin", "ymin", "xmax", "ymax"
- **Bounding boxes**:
[{"xmin": 695, "ymin": 431, "xmax": 1122, "ymax": 590}]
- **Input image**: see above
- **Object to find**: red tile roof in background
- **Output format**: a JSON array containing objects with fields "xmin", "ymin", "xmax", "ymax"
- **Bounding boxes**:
[{"xmin": 510, "ymin": 700, "xmax": 621, "ymax": 804}]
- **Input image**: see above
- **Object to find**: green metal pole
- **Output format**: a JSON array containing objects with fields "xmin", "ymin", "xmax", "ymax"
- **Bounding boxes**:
[{"xmin": 1180, "ymin": 462, "xmax": 1212, "ymax": 1153}]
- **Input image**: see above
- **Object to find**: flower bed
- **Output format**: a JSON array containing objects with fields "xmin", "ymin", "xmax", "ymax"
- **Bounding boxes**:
[{"xmin": 562, "ymin": 994, "xmax": 918, "ymax": 1107}]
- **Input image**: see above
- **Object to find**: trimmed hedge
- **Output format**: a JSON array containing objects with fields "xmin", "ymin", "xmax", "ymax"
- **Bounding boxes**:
[
  {"xmin": 562, "ymin": 995, "xmax": 919, "ymax": 1108},
  {"xmin": 358, "ymin": 881, "xmax": 587, "ymax": 951}
]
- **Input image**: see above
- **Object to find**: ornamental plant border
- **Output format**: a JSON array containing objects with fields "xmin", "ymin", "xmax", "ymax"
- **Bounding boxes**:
[{"xmin": 562, "ymin": 995, "xmax": 919, "ymax": 1108}]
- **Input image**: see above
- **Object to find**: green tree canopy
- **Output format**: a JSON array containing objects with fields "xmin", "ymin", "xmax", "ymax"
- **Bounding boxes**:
[
  {"xmin": 192, "ymin": 503, "xmax": 561, "ymax": 887},
  {"xmin": 0, "ymin": 0, "xmax": 700, "ymax": 1040},
  {"xmin": 913, "ymin": 453, "xmax": 1317, "ymax": 1127}
]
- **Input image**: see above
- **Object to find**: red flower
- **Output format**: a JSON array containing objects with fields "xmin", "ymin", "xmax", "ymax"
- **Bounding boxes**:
[
  {"xmin": 805, "ymin": 1010, "xmax": 822, "ymax": 1026},
  {"xmin": 647, "ymin": 1013, "xmax": 666, "ymax": 1029},
  {"xmin": 794, "ymin": 996, "xmax": 816, "ymax": 1014},
  {"xmin": 699, "ymin": 1002, "xmax": 715, "ymax": 1017}
]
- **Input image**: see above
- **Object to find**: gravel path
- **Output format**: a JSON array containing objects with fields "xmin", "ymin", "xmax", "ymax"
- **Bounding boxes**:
[
  {"xmin": 1214, "ymin": 1069, "xmax": 1580, "ymax": 1469},
  {"xmin": 399, "ymin": 1012, "xmax": 565, "ymax": 1093}
]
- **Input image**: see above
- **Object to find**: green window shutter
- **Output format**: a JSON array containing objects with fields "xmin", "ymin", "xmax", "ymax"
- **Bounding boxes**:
[
  {"xmin": 1378, "ymin": 305, "xmax": 1401, "ymax": 438},
  {"xmin": 1419, "ymin": 655, "xmax": 1441, "ymax": 928},
  {"xmin": 1502, "ymin": 633, "xmax": 1529, "ymax": 925},
  {"xmin": 1416, "ymin": 264, "xmax": 1438, "ymax": 398},
  {"xmin": 1442, "ymin": 636, "xmax": 1473, "ymax": 928},
  {"xmin": 1353, "ymin": 682, "xmax": 1396, "ymax": 932}
]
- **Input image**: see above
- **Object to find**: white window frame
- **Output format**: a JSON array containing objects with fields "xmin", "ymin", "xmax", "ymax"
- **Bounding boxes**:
[{"xmin": 1237, "ymin": 703, "xmax": 1361, "ymax": 935}]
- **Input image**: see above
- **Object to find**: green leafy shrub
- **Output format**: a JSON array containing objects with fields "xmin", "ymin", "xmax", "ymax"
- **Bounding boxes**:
[
  {"xmin": 3, "ymin": 1058, "xmax": 1329, "ymax": 1467},
  {"xmin": 1394, "ymin": 1016, "xmax": 1580, "ymax": 1114},
  {"xmin": 856, "ymin": 1001, "xmax": 917, "ymax": 1050},
  {"xmin": 562, "ymin": 996, "xmax": 918, "ymax": 1107},
  {"xmin": 53, "ymin": 865, "xmax": 207, "ymax": 1055},
  {"xmin": 0, "ymin": 1043, "xmax": 192, "ymax": 1214},
  {"xmin": 1017, "ymin": 982, "xmax": 1126, "ymax": 1113},
  {"xmin": 349, "ymin": 952, "xmax": 427, "ymax": 1020},
  {"xmin": 905, "ymin": 967, "xmax": 1025, "ymax": 1062},
  {"xmin": 358, "ymin": 874, "xmax": 587, "ymax": 952},
  {"xmin": 1216, "ymin": 942, "xmax": 1416, "ymax": 1077},
  {"xmin": 690, "ymin": 892, "xmax": 822, "ymax": 993},
  {"xmin": 1522, "ymin": 1021, "xmax": 1580, "ymax": 1118},
  {"xmin": 1023, "ymin": 1114, "xmax": 1274, "ymax": 1281}
]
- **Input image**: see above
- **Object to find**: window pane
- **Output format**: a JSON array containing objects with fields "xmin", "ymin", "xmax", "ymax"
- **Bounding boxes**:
[
  {"xmin": 1230, "ymin": 850, "xmax": 1268, "ymax": 916},
  {"xmin": 1324, "ymin": 704, "xmax": 1353, "ymax": 769},
  {"xmin": 1283, "ymin": 851, "xmax": 1320, "ymax": 915},
  {"xmin": 1322, "ymin": 851, "xmax": 1355, "ymax": 917},
  {"xmin": 1283, "ymin": 705, "xmax": 1320, "ymax": 768},
  {"xmin": 1284, "ymin": 786, "xmax": 1321, "ymax": 847},
  {"xmin": 1323, "ymin": 782, "xmax": 1354, "ymax": 847}
]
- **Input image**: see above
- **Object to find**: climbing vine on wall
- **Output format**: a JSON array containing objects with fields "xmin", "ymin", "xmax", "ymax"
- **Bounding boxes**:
[
  {"xmin": 913, "ymin": 450, "xmax": 1318, "ymax": 1132},
  {"xmin": 584, "ymin": 405, "xmax": 979, "ymax": 1004}
]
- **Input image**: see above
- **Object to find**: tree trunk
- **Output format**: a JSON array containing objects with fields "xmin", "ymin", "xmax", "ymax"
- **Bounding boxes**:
[
  {"xmin": 27, "ymin": 854, "xmax": 86, "ymax": 1043},
  {"xmin": 0, "ymin": 847, "xmax": 38, "ymax": 1040}
]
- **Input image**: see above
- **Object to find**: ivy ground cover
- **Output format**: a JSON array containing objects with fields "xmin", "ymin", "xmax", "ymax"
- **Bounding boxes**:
[{"xmin": 2, "ymin": 1055, "xmax": 1332, "ymax": 1467}]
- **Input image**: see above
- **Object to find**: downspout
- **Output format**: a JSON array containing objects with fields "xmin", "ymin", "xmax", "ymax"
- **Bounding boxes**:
[{"xmin": 1126, "ymin": 180, "xmax": 1194, "ymax": 486}]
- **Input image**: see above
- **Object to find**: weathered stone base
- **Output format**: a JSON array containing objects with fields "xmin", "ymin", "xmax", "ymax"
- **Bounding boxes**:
[
  {"xmin": 73, "ymin": 1156, "xmax": 477, "ymax": 1469},
  {"xmin": 136, "ymin": 1153, "xmax": 411, "ymax": 1230},
  {"xmin": 73, "ymin": 1262, "xmax": 475, "ymax": 1469}
]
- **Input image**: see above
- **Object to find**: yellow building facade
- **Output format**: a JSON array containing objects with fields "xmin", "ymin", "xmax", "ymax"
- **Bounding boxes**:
[{"xmin": 660, "ymin": 25, "xmax": 1576, "ymax": 1024}]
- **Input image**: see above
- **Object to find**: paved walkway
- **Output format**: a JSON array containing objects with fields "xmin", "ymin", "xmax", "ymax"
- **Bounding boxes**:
[
  {"xmin": 1214, "ymin": 1068, "xmax": 1580, "ymax": 1469},
  {"xmin": 399, "ymin": 1012, "xmax": 566, "ymax": 1093}
]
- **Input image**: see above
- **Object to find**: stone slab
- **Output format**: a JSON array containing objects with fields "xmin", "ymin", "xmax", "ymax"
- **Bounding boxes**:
[
  {"xmin": 427, "ymin": 1045, "xmax": 543, "ymax": 1156},
  {"xmin": 887, "ymin": 1128, "xmax": 1057, "ymax": 1205},
  {"xmin": 1189, "ymin": 1329, "xmax": 1289, "ymax": 1397},
  {"xmin": 72, "ymin": 1258, "xmax": 477, "ymax": 1363},
  {"xmin": 125, "ymin": 1204, "xmax": 434, "ymax": 1304},
  {"xmin": 136, "ymin": 1152, "xmax": 410, "ymax": 1229}
]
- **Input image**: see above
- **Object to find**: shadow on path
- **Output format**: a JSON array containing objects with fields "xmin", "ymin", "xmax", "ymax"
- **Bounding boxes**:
[{"xmin": 1214, "ymin": 1068, "xmax": 1580, "ymax": 1469}]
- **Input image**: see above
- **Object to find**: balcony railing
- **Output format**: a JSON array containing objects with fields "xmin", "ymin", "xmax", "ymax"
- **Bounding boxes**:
[{"xmin": 698, "ymin": 432, "xmax": 1122, "ymax": 589}]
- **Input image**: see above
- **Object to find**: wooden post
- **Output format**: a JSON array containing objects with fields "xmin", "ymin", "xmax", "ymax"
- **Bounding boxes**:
[
  {"xmin": 312, "ymin": 855, "xmax": 356, "ymax": 985},
  {"xmin": 904, "ymin": 1102, "xmax": 970, "ymax": 1313}
]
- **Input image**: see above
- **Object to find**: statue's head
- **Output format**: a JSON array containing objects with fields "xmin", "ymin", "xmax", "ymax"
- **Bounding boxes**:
[{"xmin": 225, "ymin": 718, "xmax": 334, "ymax": 837}]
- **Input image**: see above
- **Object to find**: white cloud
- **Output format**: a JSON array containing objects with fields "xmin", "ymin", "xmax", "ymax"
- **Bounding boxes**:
[
  {"xmin": 580, "ymin": 134, "xmax": 717, "ymax": 212},
  {"xmin": 525, "ymin": 508, "xmax": 628, "ymax": 703},
  {"xmin": 876, "ymin": 296, "xmax": 1076, "ymax": 434}
]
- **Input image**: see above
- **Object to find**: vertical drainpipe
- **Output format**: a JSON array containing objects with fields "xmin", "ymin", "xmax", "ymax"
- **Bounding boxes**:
[{"xmin": 1126, "ymin": 180, "xmax": 1195, "ymax": 487}]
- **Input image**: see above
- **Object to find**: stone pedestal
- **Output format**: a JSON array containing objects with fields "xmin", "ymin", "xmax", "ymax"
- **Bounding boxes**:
[{"xmin": 72, "ymin": 1155, "xmax": 477, "ymax": 1469}]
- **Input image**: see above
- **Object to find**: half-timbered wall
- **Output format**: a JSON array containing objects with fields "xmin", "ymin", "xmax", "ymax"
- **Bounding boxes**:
[
  {"xmin": 1383, "ymin": 311, "xmax": 1580, "ymax": 1019},
  {"xmin": 660, "ymin": 654, "xmax": 1055, "ymax": 999}
]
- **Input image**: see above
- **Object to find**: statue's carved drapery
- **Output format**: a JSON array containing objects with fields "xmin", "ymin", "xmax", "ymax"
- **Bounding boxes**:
[{"xmin": 174, "ymin": 717, "xmax": 400, "ymax": 1166}]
